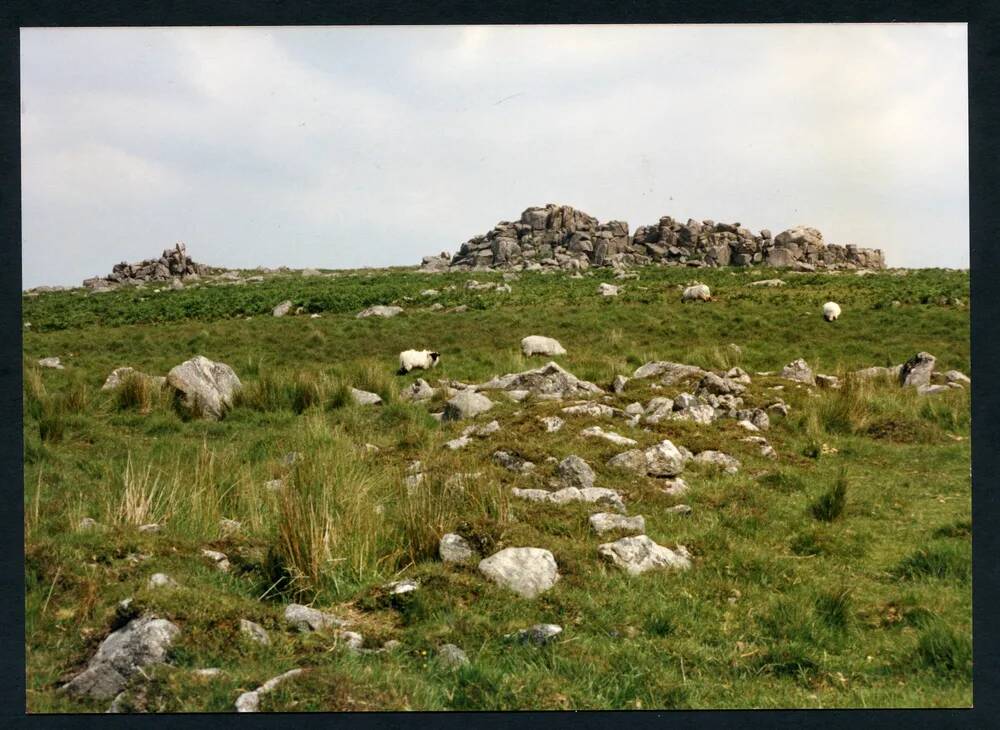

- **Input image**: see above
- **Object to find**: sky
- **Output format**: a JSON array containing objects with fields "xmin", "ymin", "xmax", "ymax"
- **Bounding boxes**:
[{"xmin": 20, "ymin": 24, "xmax": 968, "ymax": 288}]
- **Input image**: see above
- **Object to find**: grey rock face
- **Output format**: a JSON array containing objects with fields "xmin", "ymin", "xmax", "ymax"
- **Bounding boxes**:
[
  {"xmin": 492, "ymin": 450, "xmax": 536, "ymax": 473},
  {"xmin": 900, "ymin": 352, "xmax": 937, "ymax": 388},
  {"xmin": 539, "ymin": 416, "xmax": 565, "ymax": 432},
  {"xmin": 607, "ymin": 449, "xmax": 648, "ymax": 474},
  {"xmin": 440, "ymin": 533, "xmax": 474, "ymax": 564},
  {"xmin": 579, "ymin": 426, "xmax": 637, "ymax": 447},
  {"xmin": 589, "ymin": 512, "xmax": 645, "ymax": 535},
  {"xmin": 556, "ymin": 455, "xmax": 596, "ymax": 489},
  {"xmin": 284, "ymin": 603, "xmax": 346, "ymax": 632},
  {"xmin": 356, "ymin": 305, "xmax": 403, "ymax": 319},
  {"xmin": 62, "ymin": 616, "xmax": 181, "ymax": 700},
  {"xmin": 443, "ymin": 390, "xmax": 494, "ymax": 420},
  {"xmin": 597, "ymin": 535, "xmax": 692, "ymax": 576},
  {"xmin": 38, "ymin": 357, "xmax": 64, "ymax": 369},
  {"xmin": 632, "ymin": 361, "xmax": 706, "ymax": 386},
  {"xmin": 401, "ymin": 378, "xmax": 435, "ymax": 401},
  {"xmin": 521, "ymin": 335, "xmax": 567, "ymax": 357},
  {"xmin": 167, "ymin": 355, "xmax": 242, "ymax": 420},
  {"xmin": 272, "ymin": 300, "xmax": 293, "ymax": 317},
  {"xmin": 478, "ymin": 547, "xmax": 560, "ymax": 599}
]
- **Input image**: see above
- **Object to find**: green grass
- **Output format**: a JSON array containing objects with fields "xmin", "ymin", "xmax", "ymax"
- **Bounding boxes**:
[{"xmin": 23, "ymin": 265, "xmax": 971, "ymax": 711}]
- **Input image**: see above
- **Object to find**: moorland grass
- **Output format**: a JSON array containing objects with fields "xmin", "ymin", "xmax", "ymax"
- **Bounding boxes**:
[{"xmin": 22, "ymin": 265, "xmax": 971, "ymax": 711}]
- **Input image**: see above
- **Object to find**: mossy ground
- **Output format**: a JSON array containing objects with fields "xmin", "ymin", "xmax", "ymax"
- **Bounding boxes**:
[{"xmin": 23, "ymin": 265, "xmax": 970, "ymax": 711}]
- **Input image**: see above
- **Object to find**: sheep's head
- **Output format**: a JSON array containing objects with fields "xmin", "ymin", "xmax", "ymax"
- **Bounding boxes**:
[{"xmin": 430, "ymin": 352, "xmax": 441, "ymax": 367}]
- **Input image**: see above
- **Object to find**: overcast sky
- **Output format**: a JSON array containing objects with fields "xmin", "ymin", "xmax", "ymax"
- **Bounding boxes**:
[{"xmin": 20, "ymin": 24, "xmax": 968, "ymax": 288}]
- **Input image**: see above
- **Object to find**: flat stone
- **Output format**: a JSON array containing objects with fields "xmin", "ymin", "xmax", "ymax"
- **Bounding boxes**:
[
  {"xmin": 440, "ymin": 533, "xmax": 474, "ymax": 564},
  {"xmin": 350, "ymin": 387, "xmax": 383, "ymax": 406},
  {"xmin": 284, "ymin": 603, "xmax": 346, "ymax": 632},
  {"xmin": 589, "ymin": 513, "xmax": 645, "ymax": 535},
  {"xmin": 506, "ymin": 623, "xmax": 563, "ymax": 645},
  {"xmin": 597, "ymin": 535, "xmax": 692, "ymax": 576},
  {"xmin": 240, "ymin": 619, "xmax": 271, "ymax": 646},
  {"xmin": 580, "ymin": 426, "xmax": 637, "ymax": 447},
  {"xmin": 478, "ymin": 547, "xmax": 560, "ymax": 599}
]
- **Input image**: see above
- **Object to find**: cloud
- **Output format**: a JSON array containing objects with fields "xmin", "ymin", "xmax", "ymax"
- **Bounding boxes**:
[{"xmin": 19, "ymin": 24, "xmax": 968, "ymax": 287}]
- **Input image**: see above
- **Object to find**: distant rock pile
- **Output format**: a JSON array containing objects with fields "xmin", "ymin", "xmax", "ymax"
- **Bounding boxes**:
[
  {"xmin": 420, "ymin": 204, "xmax": 885, "ymax": 272},
  {"xmin": 84, "ymin": 243, "xmax": 211, "ymax": 289}
]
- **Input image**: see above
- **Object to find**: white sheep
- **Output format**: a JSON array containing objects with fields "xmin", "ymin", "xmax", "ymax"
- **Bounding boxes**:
[
  {"xmin": 823, "ymin": 302, "xmax": 842, "ymax": 321},
  {"xmin": 398, "ymin": 349, "xmax": 441, "ymax": 374},
  {"xmin": 681, "ymin": 284, "xmax": 712, "ymax": 302}
]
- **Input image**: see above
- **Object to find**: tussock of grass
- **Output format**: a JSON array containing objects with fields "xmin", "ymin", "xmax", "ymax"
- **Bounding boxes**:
[
  {"xmin": 914, "ymin": 621, "xmax": 972, "ymax": 677},
  {"xmin": 892, "ymin": 541, "xmax": 971, "ymax": 583},
  {"xmin": 810, "ymin": 470, "xmax": 848, "ymax": 521}
]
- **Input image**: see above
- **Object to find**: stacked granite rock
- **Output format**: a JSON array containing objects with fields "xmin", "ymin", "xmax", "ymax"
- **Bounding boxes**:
[
  {"xmin": 84, "ymin": 243, "xmax": 210, "ymax": 288},
  {"xmin": 422, "ymin": 205, "xmax": 885, "ymax": 272}
]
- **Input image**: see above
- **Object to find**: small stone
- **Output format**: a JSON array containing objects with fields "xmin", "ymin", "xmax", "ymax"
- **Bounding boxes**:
[
  {"xmin": 478, "ymin": 547, "xmax": 560, "ymax": 599},
  {"xmin": 492, "ymin": 450, "xmax": 535, "ymax": 473},
  {"xmin": 147, "ymin": 573, "xmax": 177, "ymax": 590},
  {"xmin": 284, "ymin": 603, "xmax": 346, "ymax": 632},
  {"xmin": 77, "ymin": 517, "xmax": 99, "ymax": 532},
  {"xmin": 194, "ymin": 668, "xmax": 222, "ymax": 678},
  {"xmin": 386, "ymin": 579, "xmax": 419, "ymax": 595},
  {"xmin": 201, "ymin": 549, "xmax": 230, "ymax": 572},
  {"xmin": 666, "ymin": 504, "xmax": 692, "ymax": 515},
  {"xmin": 612, "ymin": 375, "xmax": 629, "ymax": 394},
  {"xmin": 598, "ymin": 535, "xmax": 692, "ymax": 575},
  {"xmin": 692, "ymin": 450, "xmax": 740, "ymax": 474},
  {"xmin": 438, "ymin": 643, "xmax": 470, "ymax": 667},
  {"xmin": 556, "ymin": 455, "xmax": 596, "ymax": 489},
  {"xmin": 350, "ymin": 387, "xmax": 383, "ymax": 406},
  {"xmin": 507, "ymin": 623, "xmax": 563, "ymax": 645},
  {"xmin": 38, "ymin": 357, "xmax": 64, "ymax": 369},
  {"xmin": 240, "ymin": 619, "xmax": 271, "ymax": 646},
  {"xmin": 443, "ymin": 390, "xmax": 494, "ymax": 421},
  {"xmin": 597, "ymin": 283, "xmax": 620, "ymax": 296},
  {"xmin": 539, "ymin": 416, "xmax": 564, "ymax": 432},
  {"xmin": 264, "ymin": 479, "xmax": 285, "ymax": 492},
  {"xmin": 579, "ymin": 426, "xmax": 637, "ymax": 447},
  {"xmin": 588, "ymin": 513, "xmax": 645, "ymax": 535}
]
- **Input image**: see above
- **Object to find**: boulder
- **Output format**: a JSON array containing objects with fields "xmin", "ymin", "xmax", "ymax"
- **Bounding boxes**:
[
  {"xmin": 521, "ymin": 335, "xmax": 567, "ymax": 357},
  {"xmin": 37, "ymin": 357, "xmax": 64, "ymax": 369},
  {"xmin": 166, "ymin": 355, "xmax": 242, "ymax": 420},
  {"xmin": 899, "ymin": 352, "xmax": 936, "ymax": 388},
  {"xmin": 400, "ymin": 378, "xmax": 435, "ymax": 402},
  {"xmin": 692, "ymin": 450, "xmax": 740, "ymax": 474},
  {"xmin": 272, "ymin": 300, "xmax": 293, "ymax": 317},
  {"xmin": 478, "ymin": 547, "xmax": 560, "ymax": 599},
  {"xmin": 780, "ymin": 358, "xmax": 815, "ymax": 385},
  {"xmin": 632, "ymin": 361, "xmax": 705, "ymax": 385},
  {"xmin": 438, "ymin": 644, "xmax": 470, "ymax": 667},
  {"xmin": 597, "ymin": 283, "xmax": 620, "ymax": 296},
  {"xmin": 597, "ymin": 535, "xmax": 692, "ymax": 575},
  {"xmin": 61, "ymin": 616, "xmax": 180, "ymax": 700},
  {"xmin": 644, "ymin": 440, "xmax": 686, "ymax": 477},
  {"xmin": 539, "ymin": 416, "xmax": 565, "ymax": 432},
  {"xmin": 606, "ymin": 449, "xmax": 648, "ymax": 474},
  {"xmin": 443, "ymin": 390, "xmax": 494, "ymax": 420},
  {"xmin": 477, "ymin": 361, "xmax": 603, "ymax": 399},
  {"xmin": 492, "ymin": 450, "xmax": 535, "ymax": 473}
]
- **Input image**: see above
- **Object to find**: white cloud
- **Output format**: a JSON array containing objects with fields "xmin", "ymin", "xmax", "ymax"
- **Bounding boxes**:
[{"xmin": 19, "ymin": 24, "xmax": 968, "ymax": 288}]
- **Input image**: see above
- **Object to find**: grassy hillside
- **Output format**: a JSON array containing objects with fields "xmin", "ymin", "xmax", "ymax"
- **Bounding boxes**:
[{"xmin": 22, "ymin": 265, "xmax": 971, "ymax": 711}]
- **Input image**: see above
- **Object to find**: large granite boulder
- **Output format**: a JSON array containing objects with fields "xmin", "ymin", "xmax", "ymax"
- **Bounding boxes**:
[
  {"xmin": 167, "ymin": 356, "xmax": 241, "ymax": 420},
  {"xmin": 478, "ymin": 547, "xmax": 560, "ymax": 598}
]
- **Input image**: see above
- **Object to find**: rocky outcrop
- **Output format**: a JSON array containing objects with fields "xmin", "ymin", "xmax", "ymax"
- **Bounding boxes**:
[
  {"xmin": 84, "ymin": 243, "xmax": 210, "ymax": 288},
  {"xmin": 420, "ymin": 205, "xmax": 885, "ymax": 272}
]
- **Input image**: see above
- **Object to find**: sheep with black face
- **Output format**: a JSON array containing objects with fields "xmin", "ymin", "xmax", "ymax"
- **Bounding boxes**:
[{"xmin": 399, "ymin": 350, "xmax": 441, "ymax": 374}]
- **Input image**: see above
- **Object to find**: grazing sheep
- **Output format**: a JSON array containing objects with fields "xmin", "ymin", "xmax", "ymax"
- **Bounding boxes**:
[
  {"xmin": 399, "ymin": 349, "xmax": 441, "ymax": 374},
  {"xmin": 681, "ymin": 284, "xmax": 712, "ymax": 302},
  {"xmin": 823, "ymin": 302, "xmax": 842, "ymax": 321}
]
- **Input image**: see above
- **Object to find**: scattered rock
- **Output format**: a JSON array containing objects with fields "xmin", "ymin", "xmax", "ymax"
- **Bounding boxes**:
[
  {"xmin": 463, "ymin": 420, "xmax": 501, "ymax": 437},
  {"xmin": 597, "ymin": 535, "xmax": 692, "ymax": 576},
  {"xmin": 539, "ymin": 416, "xmax": 565, "ymax": 432},
  {"xmin": 356, "ymin": 305, "xmax": 404, "ymax": 319},
  {"xmin": 440, "ymin": 533, "xmax": 474, "ymax": 564},
  {"xmin": 350, "ymin": 387, "xmax": 383, "ymax": 406},
  {"xmin": 944, "ymin": 370, "xmax": 970, "ymax": 385},
  {"xmin": 900, "ymin": 352, "xmax": 936, "ymax": 388},
  {"xmin": 443, "ymin": 390, "xmax": 494, "ymax": 421},
  {"xmin": 77, "ymin": 517, "xmax": 99, "ymax": 532},
  {"xmin": 200, "ymin": 549, "xmax": 230, "ymax": 572},
  {"xmin": 166, "ymin": 355, "xmax": 242, "ymax": 420},
  {"xmin": 521, "ymin": 335, "xmax": 567, "ymax": 357},
  {"xmin": 101, "ymin": 367, "xmax": 166, "ymax": 391},
  {"xmin": 147, "ymin": 573, "xmax": 177, "ymax": 590},
  {"xmin": 644, "ymin": 440, "xmax": 686, "ymax": 477},
  {"xmin": 61, "ymin": 616, "xmax": 181, "ymax": 700},
  {"xmin": 561, "ymin": 402, "xmax": 615, "ymax": 418},
  {"xmin": 580, "ymin": 426, "xmax": 638, "ymax": 447},
  {"xmin": 749, "ymin": 278, "xmax": 785, "ymax": 287},
  {"xmin": 612, "ymin": 374, "xmax": 629, "ymax": 393},
  {"xmin": 780, "ymin": 358, "xmax": 815, "ymax": 385},
  {"xmin": 240, "ymin": 619, "xmax": 271, "ymax": 646},
  {"xmin": 478, "ymin": 547, "xmax": 560, "ymax": 599},
  {"xmin": 272, "ymin": 300, "xmax": 293, "ymax": 317},
  {"xmin": 284, "ymin": 603, "xmax": 346, "ymax": 632},
  {"xmin": 438, "ymin": 644, "xmax": 470, "ymax": 667},
  {"xmin": 598, "ymin": 283, "xmax": 620, "ymax": 296},
  {"xmin": 477, "ymin": 361, "xmax": 603, "ymax": 399},
  {"xmin": 444, "ymin": 436, "xmax": 471, "ymax": 450},
  {"xmin": 38, "ymin": 357, "xmax": 64, "ymax": 369},
  {"xmin": 401, "ymin": 378, "xmax": 435, "ymax": 401},
  {"xmin": 492, "ymin": 450, "xmax": 535, "ymax": 473},
  {"xmin": 506, "ymin": 624, "xmax": 563, "ymax": 645},
  {"xmin": 589, "ymin": 513, "xmax": 645, "ymax": 535},
  {"xmin": 235, "ymin": 668, "xmax": 304, "ymax": 713},
  {"xmin": 661, "ymin": 477, "xmax": 689, "ymax": 498},
  {"xmin": 692, "ymin": 450, "xmax": 740, "ymax": 474},
  {"xmin": 666, "ymin": 504, "xmax": 693, "ymax": 515},
  {"xmin": 556, "ymin": 455, "xmax": 596, "ymax": 489}
]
